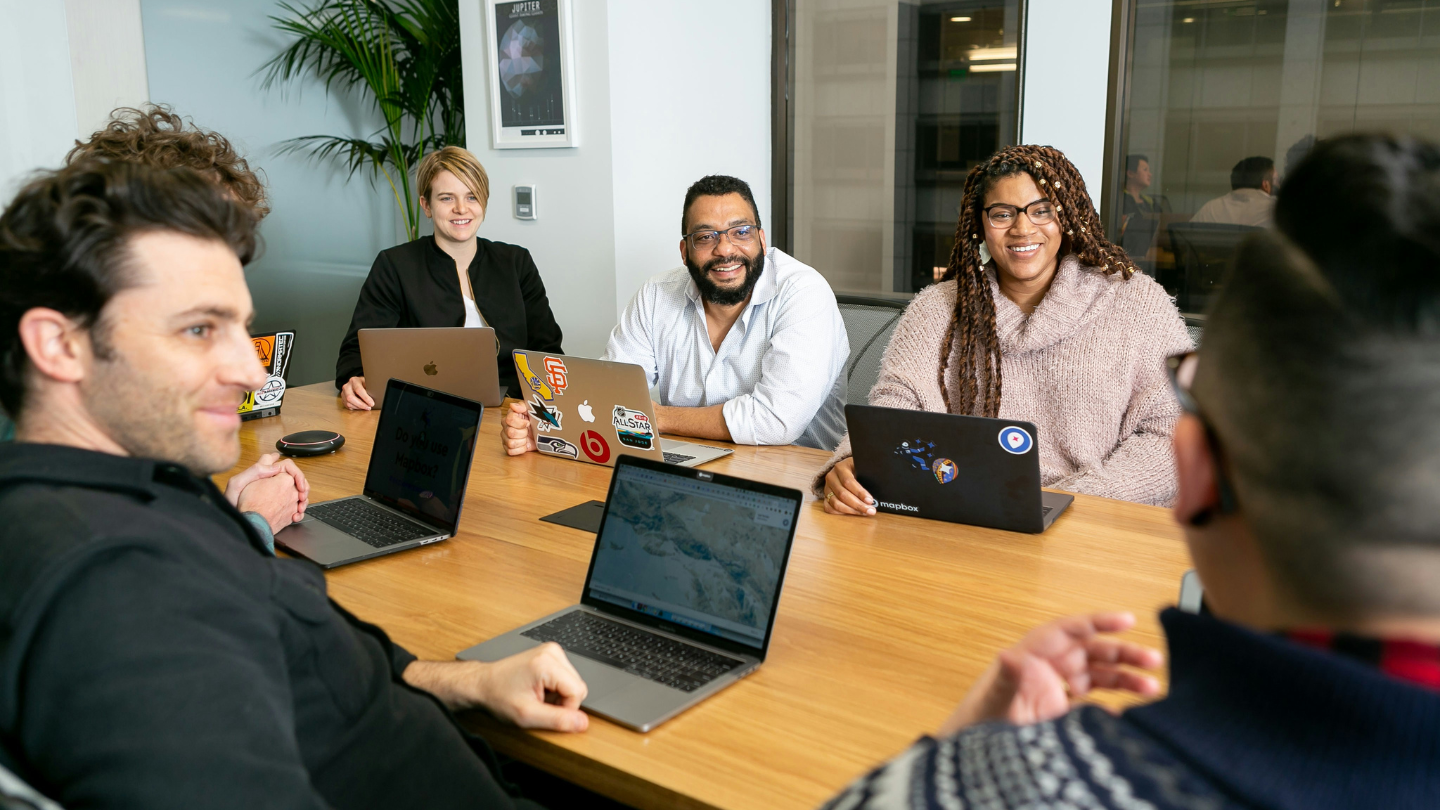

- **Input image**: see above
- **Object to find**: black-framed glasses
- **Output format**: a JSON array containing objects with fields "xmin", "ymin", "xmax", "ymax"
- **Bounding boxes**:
[
  {"xmin": 685, "ymin": 224, "xmax": 758, "ymax": 250},
  {"xmin": 1166, "ymin": 351, "xmax": 1238, "ymax": 518},
  {"xmin": 983, "ymin": 200, "xmax": 1055, "ymax": 229}
]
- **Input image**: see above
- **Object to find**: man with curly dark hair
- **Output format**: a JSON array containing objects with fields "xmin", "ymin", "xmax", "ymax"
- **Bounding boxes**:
[{"xmin": 66, "ymin": 104, "xmax": 270, "ymax": 219}]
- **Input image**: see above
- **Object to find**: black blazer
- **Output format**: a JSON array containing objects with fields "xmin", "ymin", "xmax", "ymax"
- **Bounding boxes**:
[{"xmin": 335, "ymin": 236, "xmax": 564, "ymax": 398}]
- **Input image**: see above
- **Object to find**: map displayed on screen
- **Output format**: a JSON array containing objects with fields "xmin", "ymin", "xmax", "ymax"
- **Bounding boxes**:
[{"xmin": 588, "ymin": 468, "xmax": 794, "ymax": 647}]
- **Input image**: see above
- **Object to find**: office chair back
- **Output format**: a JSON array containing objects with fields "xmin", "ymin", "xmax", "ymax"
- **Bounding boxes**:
[{"xmin": 835, "ymin": 295, "xmax": 908, "ymax": 408}]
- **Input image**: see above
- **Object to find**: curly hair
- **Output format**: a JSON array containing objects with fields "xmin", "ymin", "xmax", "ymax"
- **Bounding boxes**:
[
  {"xmin": 66, "ymin": 105, "xmax": 269, "ymax": 219},
  {"xmin": 936, "ymin": 144, "xmax": 1136, "ymax": 416}
]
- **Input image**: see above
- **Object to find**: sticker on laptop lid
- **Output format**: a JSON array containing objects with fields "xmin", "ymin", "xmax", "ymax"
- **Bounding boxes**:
[
  {"xmin": 998, "ymin": 426, "xmax": 1034, "ymax": 454},
  {"xmin": 530, "ymin": 395, "xmax": 562, "ymax": 432},
  {"xmin": 579, "ymin": 430, "xmax": 611, "ymax": 463},
  {"xmin": 611, "ymin": 405, "xmax": 654, "ymax": 450},
  {"xmin": 543, "ymin": 356, "xmax": 568, "ymax": 395},
  {"xmin": 238, "ymin": 330, "xmax": 294, "ymax": 419},
  {"xmin": 537, "ymin": 436, "xmax": 579, "ymax": 460},
  {"xmin": 932, "ymin": 457, "xmax": 957, "ymax": 484},
  {"xmin": 514, "ymin": 352, "xmax": 554, "ymax": 401},
  {"xmin": 894, "ymin": 438, "xmax": 936, "ymax": 471}
]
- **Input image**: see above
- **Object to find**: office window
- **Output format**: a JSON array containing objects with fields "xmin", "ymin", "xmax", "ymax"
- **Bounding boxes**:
[
  {"xmin": 1109, "ymin": 0, "xmax": 1440, "ymax": 313},
  {"xmin": 779, "ymin": 0, "xmax": 1023, "ymax": 295}
]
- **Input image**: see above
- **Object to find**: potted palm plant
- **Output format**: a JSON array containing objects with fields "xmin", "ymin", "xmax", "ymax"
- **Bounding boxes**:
[{"xmin": 260, "ymin": 0, "xmax": 464, "ymax": 241}]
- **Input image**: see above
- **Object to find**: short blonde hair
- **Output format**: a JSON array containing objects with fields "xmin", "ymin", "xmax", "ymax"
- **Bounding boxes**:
[{"xmin": 417, "ymin": 146, "xmax": 490, "ymax": 209}]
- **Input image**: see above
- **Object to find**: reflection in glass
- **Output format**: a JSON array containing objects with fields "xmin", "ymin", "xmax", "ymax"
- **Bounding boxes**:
[
  {"xmin": 1112, "ymin": 0, "xmax": 1440, "ymax": 313},
  {"xmin": 792, "ymin": 0, "xmax": 1021, "ymax": 294}
]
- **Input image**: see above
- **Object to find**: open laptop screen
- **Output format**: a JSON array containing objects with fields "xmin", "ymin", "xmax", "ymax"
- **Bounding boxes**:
[
  {"xmin": 585, "ymin": 460, "xmax": 799, "ymax": 652},
  {"xmin": 363, "ymin": 380, "xmax": 482, "ymax": 532}
]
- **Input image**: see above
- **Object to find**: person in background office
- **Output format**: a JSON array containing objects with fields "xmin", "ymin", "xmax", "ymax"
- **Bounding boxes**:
[
  {"xmin": 819, "ymin": 145, "xmax": 1190, "ymax": 513},
  {"xmin": 1190, "ymin": 155, "xmax": 1276, "ymax": 227},
  {"xmin": 0, "ymin": 104, "xmax": 271, "ymax": 444},
  {"xmin": 0, "ymin": 161, "xmax": 588, "ymax": 809},
  {"xmin": 336, "ymin": 146, "xmax": 563, "ymax": 407},
  {"xmin": 823, "ymin": 133, "xmax": 1440, "ymax": 810},
  {"xmin": 500, "ymin": 174, "xmax": 849, "ymax": 452},
  {"xmin": 1117, "ymin": 153, "xmax": 1171, "ymax": 271}
]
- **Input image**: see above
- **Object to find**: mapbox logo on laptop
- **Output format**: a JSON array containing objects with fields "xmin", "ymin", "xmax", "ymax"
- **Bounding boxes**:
[{"xmin": 879, "ymin": 501, "xmax": 919, "ymax": 513}]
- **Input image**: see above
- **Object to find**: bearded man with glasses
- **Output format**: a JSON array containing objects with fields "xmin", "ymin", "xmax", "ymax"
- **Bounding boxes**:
[
  {"xmin": 824, "ymin": 134, "xmax": 1440, "ymax": 809},
  {"xmin": 502, "ymin": 175, "xmax": 849, "ymax": 453}
]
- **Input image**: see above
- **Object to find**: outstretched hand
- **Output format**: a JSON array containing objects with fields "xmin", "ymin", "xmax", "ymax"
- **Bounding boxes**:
[{"xmin": 938, "ymin": 612, "xmax": 1163, "ymax": 736}]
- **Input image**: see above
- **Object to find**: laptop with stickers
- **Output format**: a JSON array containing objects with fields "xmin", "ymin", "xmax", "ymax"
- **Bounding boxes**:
[
  {"xmin": 512, "ymin": 350, "xmax": 731, "ymax": 468},
  {"xmin": 845, "ymin": 404, "xmax": 1073, "ymax": 533},
  {"xmin": 359, "ymin": 327, "xmax": 503, "ymax": 409},
  {"xmin": 458, "ymin": 454, "xmax": 802, "ymax": 732},
  {"xmin": 238, "ymin": 330, "xmax": 294, "ymax": 422}
]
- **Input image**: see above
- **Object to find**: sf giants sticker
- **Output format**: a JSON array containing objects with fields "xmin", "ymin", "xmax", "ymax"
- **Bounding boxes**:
[
  {"xmin": 611, "ymin": 405, "xmax": 654, "ymax": 450},
  {"xmin": 537, "ymin": 436, "xmax": 579, "ymax": 460},
  {"xmin": 514, "ymin": 352, "xmax": 554, "ymax": 401},
  {"xmin": 579, "ymin": 430, "xmax": 611, "ymax": 463},
  {"xmin": 530, "ymin": 395, "xmax": 562, "ymax": 432},
  {"xmin": 998, "ymin": 426, "xmax": 1034, "ymax": 454},
  {"xmin": 543, "ymin": 357, "xmax": 568, "ymax": 395}
]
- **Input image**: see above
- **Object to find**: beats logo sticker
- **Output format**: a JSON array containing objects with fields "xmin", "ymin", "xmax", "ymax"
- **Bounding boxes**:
[{"xmin": 580, "ymin": 430, "xmax": 610, "ymax": 463}]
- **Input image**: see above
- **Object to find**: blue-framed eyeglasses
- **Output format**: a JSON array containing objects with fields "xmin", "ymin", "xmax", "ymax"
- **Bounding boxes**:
[
  {"xmin": 1166, "ymin": 351, "xmax": 1238, "ymax": 520},
  {"xmin": 684, "ymin": 224, "xmax": 758, "ymax": 250}
]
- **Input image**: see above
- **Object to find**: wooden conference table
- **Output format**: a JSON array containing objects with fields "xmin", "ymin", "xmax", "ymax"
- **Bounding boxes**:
[{"xmin": 227, "ymin": 383, "xmax": 1192, "ymax": 810}]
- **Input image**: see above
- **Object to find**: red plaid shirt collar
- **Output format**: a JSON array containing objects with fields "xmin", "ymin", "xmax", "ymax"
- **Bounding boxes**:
[{"xmin": 1287, "ymin": 629, "xmax": 1440, "ymax": 691}]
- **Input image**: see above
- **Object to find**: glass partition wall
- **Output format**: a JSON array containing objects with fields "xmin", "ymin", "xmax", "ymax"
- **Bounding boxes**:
[
  {"xmin": 781, "ymin": 0, "xmax": 1023, "ymax": 295},
  {"xmin": 1109, "ymin": 0, "xmax": 1440, "ymax": 314}
]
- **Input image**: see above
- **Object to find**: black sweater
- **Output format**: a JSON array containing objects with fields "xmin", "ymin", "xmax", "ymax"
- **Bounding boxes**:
[
  {"xmin": 335, "ymin": 236, "xmax": 564, "ymax": 398},
  {"xmin": 825, "ymin": 608, "xmax": 1440, "ymax": 809},
  {"xmin": 0, "ymin": 443, "xmax": 541, "ymax": 809}
]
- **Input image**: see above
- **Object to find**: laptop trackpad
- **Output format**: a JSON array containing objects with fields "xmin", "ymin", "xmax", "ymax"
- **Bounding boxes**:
[{"xmin": 458, "ymin": 630, "xmax": 630, "ymax": 702}]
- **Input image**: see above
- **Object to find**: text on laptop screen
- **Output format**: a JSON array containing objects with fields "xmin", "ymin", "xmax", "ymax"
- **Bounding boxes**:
[
  {"xmin": 588, "ymin": 465, "xmax": 795, "ymax": 649},
  {"xmin": 367, "ymin": 387, "xmax": 479, "ymax": 529}
]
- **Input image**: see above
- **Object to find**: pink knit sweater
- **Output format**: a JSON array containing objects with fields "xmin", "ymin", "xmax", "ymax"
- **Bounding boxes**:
[{"xmin": 817, "ymin": 256, "xmax": 1193, "ymax": 506}]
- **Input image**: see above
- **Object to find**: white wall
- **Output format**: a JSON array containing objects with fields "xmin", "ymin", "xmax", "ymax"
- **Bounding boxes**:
[
  {"xmin": 0, "ymin": 0, "xmax": 78, "ymax": 202},
  {"xmin": 64, "ymin": 0, "xmax": 150, "ymax": 138},
  {"xmin": 459, "ymin": 0, "xmax": 772, "ymax": 358},
  {"xmin": 1020, "ymin": 0, "xmax": 1113, "ymax": 203}
]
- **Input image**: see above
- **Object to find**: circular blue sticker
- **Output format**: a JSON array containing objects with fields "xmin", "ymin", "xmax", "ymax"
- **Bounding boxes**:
[{"xmin": 998, "ymin": 426, "xmax": 1033, "ymax": 455}]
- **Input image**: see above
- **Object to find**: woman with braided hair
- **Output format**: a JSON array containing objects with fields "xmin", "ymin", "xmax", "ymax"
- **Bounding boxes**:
[{"xmin": 817, "ymin": 145, "xmax": 1191, "ymax": 512}]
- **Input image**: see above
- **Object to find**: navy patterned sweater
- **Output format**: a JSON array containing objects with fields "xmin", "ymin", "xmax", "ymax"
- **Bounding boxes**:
[{"xmin": 824, "ymin": 608, "xmax": 1440, "ymax": 809}]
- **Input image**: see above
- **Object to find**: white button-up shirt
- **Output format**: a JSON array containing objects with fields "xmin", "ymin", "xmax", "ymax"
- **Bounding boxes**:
[{"xmin": 603, "ymin": 247, "xmax": 848, "ymax": 450}]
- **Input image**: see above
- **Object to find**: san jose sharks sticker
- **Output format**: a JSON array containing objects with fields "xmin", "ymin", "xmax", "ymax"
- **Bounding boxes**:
[
  {"xmin": 537, "ymin": 436, "xmax": 578, "ymax": 459},
  {"xmin": 612, "ymin": 405, "xmax": 654, "ymax": 450},
  {"xmin": 998, "ymin": 426, "xmax": 1033, "ymax": 454},
  {"xmin": 530, "ymin": 395, "xmax": 562, "ymax": 433}
]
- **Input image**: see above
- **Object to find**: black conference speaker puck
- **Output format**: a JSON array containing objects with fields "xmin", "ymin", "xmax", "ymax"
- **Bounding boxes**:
[{"xmin": 277, "ymin": 430, "xmax": 345, "ymax": 457}]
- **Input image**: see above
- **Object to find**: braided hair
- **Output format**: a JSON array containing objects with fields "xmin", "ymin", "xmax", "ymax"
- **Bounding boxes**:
[{"xmin": 936, "ymin": 145, "xmax": 1136, "ymax": 416}]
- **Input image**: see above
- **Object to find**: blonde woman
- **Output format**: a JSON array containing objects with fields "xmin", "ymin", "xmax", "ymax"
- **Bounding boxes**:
[{"xmin": 336, "ymin": 146, "xmax": 563, "ymax": 407}]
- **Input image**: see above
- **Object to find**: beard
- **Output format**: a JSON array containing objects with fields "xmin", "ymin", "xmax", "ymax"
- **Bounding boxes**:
[
  {"xmin": 686, "ymin": 249, "xmax": 765, "ymax": 306},
  {"xmin": 81, "ymin": 344, "xmax": 243, "ymax": 477}
]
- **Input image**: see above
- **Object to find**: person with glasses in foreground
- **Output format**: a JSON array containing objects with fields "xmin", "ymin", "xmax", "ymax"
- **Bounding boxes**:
[
  {"xmin": 502, "ymin": 174, "xmax": 848, "ymax": 452},
  {"xmin": 818, "ymin": 145, "xmax": 1192, "ymax": 512},
  {"xmin": 824, "ymin": 133, "xmax": 1440, "ymax": 808}
]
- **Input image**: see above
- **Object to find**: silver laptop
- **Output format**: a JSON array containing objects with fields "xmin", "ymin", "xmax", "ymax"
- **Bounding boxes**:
[
  {"xmin": 513, "ymin": 350, "xmax": 731, "ymax": 468},
  {"xmin": 276, "ymin": 379, "xmax": 483, "ymax": 568},
  {"xmin": 360, "ymin": 327, "xmax": 503, "ymax": 408},
  {"xmin": 458, "ymin": 455, "xmax": 802, "ymax": 732}
]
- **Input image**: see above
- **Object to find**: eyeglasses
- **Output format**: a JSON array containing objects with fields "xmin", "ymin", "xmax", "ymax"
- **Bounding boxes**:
[
  {"xmin": 983, "ymin": 200, "xmax": 1055, "ymax": 229},
  {"xmin": 685, "ymin": 224, "xmax": 758, "ymax": 250},
  {"xmin": 1165, "ymin": 351, "xmax": 1238, "ymax": 519}
]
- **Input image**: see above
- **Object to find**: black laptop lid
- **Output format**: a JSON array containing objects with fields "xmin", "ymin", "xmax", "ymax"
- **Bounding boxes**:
[
  {"xmin": 580, "ymin": 455, "xmax": 802, "ymax": 659},
  {"xmin": 846, "ymin": 404, "xmax": 1045, "ymax": 533},
  {"xmin": 363, "ymin": 379, "xmax": 483, "ymax": 534}
]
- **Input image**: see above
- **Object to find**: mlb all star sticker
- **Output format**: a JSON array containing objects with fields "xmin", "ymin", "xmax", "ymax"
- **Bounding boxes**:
[{"xmin": 998, "ymin": 426, "xmax": 1033, "ymax": 454}]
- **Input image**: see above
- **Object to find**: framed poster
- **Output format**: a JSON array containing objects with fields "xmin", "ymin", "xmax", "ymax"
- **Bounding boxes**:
[{"xmin": 485, "ymin": 0, "xmax": 578, "ymax": 149}]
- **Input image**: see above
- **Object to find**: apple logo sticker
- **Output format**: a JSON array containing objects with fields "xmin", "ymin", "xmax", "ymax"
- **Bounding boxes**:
[
  {"xmin": 577, "ymin": 400, "xmax": 595, "ymax": 422},
  {"xmin": 423, "ymin": 361, "xmax": 438, "ymax": 376}
]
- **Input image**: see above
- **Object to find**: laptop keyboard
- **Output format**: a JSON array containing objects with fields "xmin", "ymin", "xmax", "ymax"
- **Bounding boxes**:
[
  {"xmin": 662, "ymin": 451, "xmax": 696, "ymax": 465},
  {"xmin": 307, "ymin": 500, "xmax": 435, "ymax": 548},
  {"xmin": 522, "ymin": 611, "xmax": 743, "ymax": 692}
]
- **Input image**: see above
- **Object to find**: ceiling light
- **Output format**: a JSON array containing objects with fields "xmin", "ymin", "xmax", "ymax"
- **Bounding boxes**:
[
  {"xmin": 968, "ymin": 46, "xmax": 1017, "ymax": 61},
  {"xmin": 1182, "ymin": 16, "xmax": 1195, "ymax": 22},
  {"xmin": 969, "ymin": 62, "xmax": 1016, "ymax": 72},
  {"xmin": 950, "ymin": 16, "xmax": 972, "ymax": 22}
]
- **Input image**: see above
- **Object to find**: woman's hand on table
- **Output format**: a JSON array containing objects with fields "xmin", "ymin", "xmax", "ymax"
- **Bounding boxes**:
[{"xmin": 822, "ymin": 457, "xmax": 876, "ymax": 516}]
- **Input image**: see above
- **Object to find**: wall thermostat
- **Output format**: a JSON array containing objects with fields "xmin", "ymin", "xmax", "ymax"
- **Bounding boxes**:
[{"xmin": 513, "ymin": 185, "xmax": 537, "ymax": 220}]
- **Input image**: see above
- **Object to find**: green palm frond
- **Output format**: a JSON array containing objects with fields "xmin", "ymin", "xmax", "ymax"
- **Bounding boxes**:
[{"xmin": 259, "ymin": 0, "xmax": 464, "ymax": 241}]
